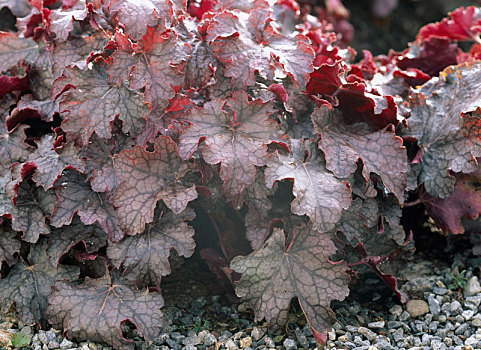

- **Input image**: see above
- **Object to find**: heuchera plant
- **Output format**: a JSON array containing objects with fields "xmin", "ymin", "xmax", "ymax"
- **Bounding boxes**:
[{"xmin": 0, "ymin": 0, "xmax": 481, "ymax": 348}]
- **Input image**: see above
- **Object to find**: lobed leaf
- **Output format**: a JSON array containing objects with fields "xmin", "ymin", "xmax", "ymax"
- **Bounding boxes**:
[
  {"xmin": 231, "ymin": 224, "xmax": 350, "ymax": 341},
  {"xmin": 312, "ymin": 105, "xmax": 409, "ymax": 203},
  {"xmin": 47, "ymin": 219, "xmax": 107, "ymax": 266},
  {"xmin": 265, "ymin": 139, "xmax": 351, "ymax": 233},
  {"xmin": 179, "ymin": 91, "xmax": 282, "ymax": 197},
  {"xmin": 51, "ymin": 170, "xmax": 124, "ymax": 242},
  {"xmin": 47, "ymin": 274, "xmax": 164, "ymax": 350},
  {"xmin": 0, "ymin": 225, "xmax": 20, "ymax": 267},
  {"xmin": 113, "ymin": 135, "xmax": 197, "ymax": 235},
  {"xmin": 28, "ymin": 135, "xmax": 86, "ymax": 190},
  {"xmin": 108, "ymin": 0, "xmax": 173, "ymax": 40},
  {"xmin": 55, "ymin": 65, "xmax": 148, "ymax": 145},
  {"xmin": 0, "ymin": 32, "xmax": 39, "ymax": 73},
  {"xmin": 0, "ymin": 239, "xmax": 79, "ymax": 326},
  {"xmin": 107, "ymin": 207, "xmax": 195, "ymax": 288},
  {"xmin": 207, "ymin": 9, "xmax": 314, "ymax": 88},
  {"xmin": 402, "ymin": 62, "xmax": 481, "ymax": 197},
  {"xmin": 108, "ymin": 27, "xmax": 190, "ymax": 110}
]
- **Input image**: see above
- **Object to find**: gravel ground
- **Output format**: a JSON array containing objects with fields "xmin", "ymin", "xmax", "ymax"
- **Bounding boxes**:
[{"xmin": 1, "ymin": 250, "xmax": 481, "ymax": 350}]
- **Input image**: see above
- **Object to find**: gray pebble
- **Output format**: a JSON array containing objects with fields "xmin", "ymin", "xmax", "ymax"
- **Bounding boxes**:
[
  {"xmin": 389, "ymin": 305, "xmax": 403, "ymax": 317},
  {"xmin": 450, "ymin": 300, "xmax": 463, "ymax": 314},
  {"xmin": 264, "ymin": 337, "xmax": 275, "ymax": 348},
  {"xmin": 433, "ymin": 287, "xmax": 449, "ymax": 295},
  {"xmin": 183, "ymin": 345, "xmax": 197, "ymax": 350},
  {"xmin": 462, "ymin": 310, "xmax": 475, "ymax": 320},
  {"xmin": 428, "ymin": 295, "xmax": 441, "ymax": 315},
  {"xmin": 455, "ymin": 323, "xmax": 469, "ymax": 335},
  {"xmin": 203, "ymin": 333, "xmax": 216, "ymax": 346},
  {"xmin": 38, "ymin": 333, "xmax": 49, "ymax": 345},
  {"xmin": 464, "ymin": 276, "xmax": 481, "ymax": 296},
  {"xmin": 182, "ymin": 336, "xmax": 200, "ymax": 346},
  {"xmin": 472, "ymin": 318, "xmax": 481, "ymax": 327},
  {"xmin": 47, "ymin": 340, "xmax": 59, "ymax": 349},
  {"xmin": 225, "ymin": 339, "xmax": 237, "ymax": 350},
  {"xmin": 399, "ymin": 311, "xmax": 410, "ymax": 321},
  {"xmin": 250, "ymin": 327, "xmax": 265, "ymax": 341},
  {"xmin": 45, "ymin": 331, "xmax": 57, "ymax": 343},
  {"xmin": 358, "ymin": 327, "xmax": 376, "ymax": 341},
  {"xmin": 294, "ymin": 328, "xmax": 309, "ymax": 348},
  {"xmin": 166, "ymin": 338, "xmax": 181, "ymax": 350},
  {"xmin": 60, "ymin": 338, "xmax": 75, "ymax": 349},
  {"xmin": 392, "ymin": 329, "xmax": 403, "ymax": 342},
  {"xmin": 387, "ymin": 321, "xmax": 402, "ymax": 329},
  {"xmin": 368, "ymin": 321, "xmax": 385, "ymax": 329},
  {"xmin": 283, "ymin": 338, "xmax": 297, "ymax": 350},
  {"xmin": 431, "ymin": 339, "xmax": 446, "ymax": 350}
]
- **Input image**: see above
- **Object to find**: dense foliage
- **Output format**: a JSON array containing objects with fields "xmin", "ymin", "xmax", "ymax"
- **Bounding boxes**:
[{"xmin": 0, "ymin": 0, "xmax": 480, "ymax": 348}]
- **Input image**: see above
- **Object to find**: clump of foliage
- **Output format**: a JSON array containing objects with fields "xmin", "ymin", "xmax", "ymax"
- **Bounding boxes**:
[{"xmin": 0, "ymin": 0, "xmax": 480, "ymax": 348}]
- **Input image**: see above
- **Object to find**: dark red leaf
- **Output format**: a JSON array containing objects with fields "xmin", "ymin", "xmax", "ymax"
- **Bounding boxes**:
[
  {"xmin": 47, "ymin": 274, "xmax": 164, "ymax": 350},
  {"xmin": 231, "ymin": 223, "xmax": 350, "ymax": 341},
  {"xmin": 107, "ymin": 207, "xmax": 195, "ymax": 288},
  {"xmin": 417, "ymin": 6, "xmax": 481, "ymax": 42},
  {"xmin": 402, "ymin": 62, "xmax": 481, "ymax": 197},
  {"xmin": 0, "ymin": 32, "xmax": 39, "ymax": 73},
  {"xmin": 179, "ymin": 91, "xmax": 282, "ymax": 197},
  {"xmin": 113, "ymin": 135, "xmax": 197, "ymax": 235},
  {"xmin": 55, "ymin": 64, "xmax": 148, "ymax": 145},
  {"xmin": 312, "ymin": 105, "xmax": 409, "ymax": 203},
  {"xmin": 51, "ymin": 170, "xmax": 124, "ymax": 242},
  {"xmin": 265, "ymin": 139, "xmax": 351, "ymax": 232},
  {"xmin": 0, "ymin": 239, "xmax": 79, "ymax": 326},
  {"xmin": 423, "ymin": 172, "xmax": 481, "ymax": 234},
  {"xmin": 47, "ymin": 218, "xmax": 107, "ymax": 266}
]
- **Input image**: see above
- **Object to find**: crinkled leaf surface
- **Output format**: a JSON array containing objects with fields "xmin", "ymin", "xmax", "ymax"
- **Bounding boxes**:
[
  {"xmin": 231, "ymin": 224, "xmax": 350, "ymax": 338},
  {"xmin": 0, "ymin": 123, "xmax": 33, "ymax": 177},
  {"xmin": 28, "ymin": 135, "xmax": 86, "ymax": 190},
  {"xmin": 0, "ymin": 239, "xmax": 79, "ymax": 326},
  {"xmin": 51, "ymin": 33, "xmax": 109, "ymax": 78},
  {"xmin": 80, "ymin": 133, "xmax": 130, "ymax": 193},
  {"xmin": 55, "ymin": 65, "xmax": 148, "ymax": 145},
  {"xmin": 179, "ymin": 91, "xmax": 281, "ymax": 197},
  {"xmin": 113, "ymin": 135, "xmax": 197, "ymax": 235},
  {"xmin": 109, "ymin": 0, "xmax": 173, "ymax": 40},
  {"xmin": 0, "ymin": 225, "xmax": 20, "ymax": 267},
  {"xmin": 47, "ymin": 274, "xmax": 164, "ymax": 350},
  {"xmin": 0, "ymin": 32, "xmax": 39, "ymax": 73},
  {"xmin": 417, "ymin": 6, "xmax": 481, "ymax": 42},
  {"xmin": 48, "ymin": 1, "xmax": 89, "ymax": 42},
  {"xmin": 232, "ymin": 170, "xmax": 275, "ymax": 250},
  {"xmin": 402, "ymin": 62, "xmax": 481, "ymax": 197},
  {"xmin": 0, "ymin": 0, "xmax": 31, "ymax": 17},
  {"xmin": 10, "ymin": 180, "xmax": 55, "ymax": 243},
  {"xmin": 207, "ymin": 9, "xmax": 314, "ymax": 88},
  {"xmin": 15, "ymin": 94, "xmax": 59, "ymax": 123},
  {"xmin": 108, "ymin": 28, "xmax": 190, "ymax": 109},
  {"xmin": 423, "ymin": 173, "xmax": 481, "ymax": 234},
  {"xmin": 108, "ymin": 207, "xmax": 195, "ymax": 288},
  {"xmin": 48, "ymin": 218, "xmax": 107, "ymax": 266},
  {"xmin": 312, "ymin": 105, "xmax": 409, "ymax": 203},
  {"xmin": 51, "ymin": 170, "xmax": 123, "ymax": 242},
  {"xmin": 265, "ymin": 139, "xmax": 351, "ymax": 232}
]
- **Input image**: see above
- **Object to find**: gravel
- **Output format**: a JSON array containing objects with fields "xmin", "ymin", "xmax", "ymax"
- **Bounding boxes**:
[{"xmin": 1, "ymin": 252, "xmax": 481, "ymax": 350}]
